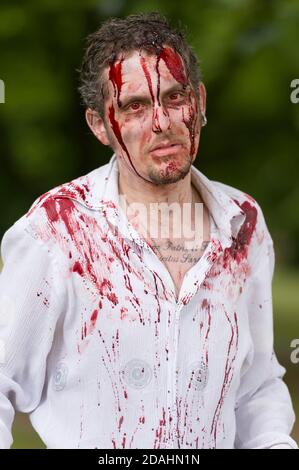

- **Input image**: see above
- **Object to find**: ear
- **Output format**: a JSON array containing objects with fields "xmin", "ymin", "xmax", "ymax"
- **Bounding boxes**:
[
  {"xmin": 85, "ymin": 108, "xmax": 110, "ymax": 146},
  {"xmin": 198, "ymin": 82, "xmax": 207, "ymax": 116}
]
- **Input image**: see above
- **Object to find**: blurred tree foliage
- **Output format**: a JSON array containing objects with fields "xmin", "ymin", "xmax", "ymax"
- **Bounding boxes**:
[{"xmin": 0, "ymin": 0, "xmax": 299, "ymax": 265}]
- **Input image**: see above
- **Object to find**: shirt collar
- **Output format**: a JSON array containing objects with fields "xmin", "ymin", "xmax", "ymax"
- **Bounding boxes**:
[
  {"xmin": 52, "ymin": 154, "xmax": 246, "ymax": 250},
  {"xmin": 190, "ymin": 165, "xmax": 246, "ymax": 246}
]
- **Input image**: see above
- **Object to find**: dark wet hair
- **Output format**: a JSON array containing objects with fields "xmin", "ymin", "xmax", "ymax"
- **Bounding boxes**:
[{"xmin": 78, "ymin": 12, "xmax": 201, "ymax": 117}]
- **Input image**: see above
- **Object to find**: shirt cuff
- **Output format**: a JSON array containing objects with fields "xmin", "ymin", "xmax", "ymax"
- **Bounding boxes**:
[{"xmin": 268, "ymin": 444, "xmax": 296, "ymax": 449}]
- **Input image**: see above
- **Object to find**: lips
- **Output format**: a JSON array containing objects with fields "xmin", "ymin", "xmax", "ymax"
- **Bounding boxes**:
[
  {"xmin": 150, "ymin": 142, "xmax": 182, "ymax": 157},
  {"xmin": 151, "ymin": 141, "xmax": 179, "ymax": 151}
]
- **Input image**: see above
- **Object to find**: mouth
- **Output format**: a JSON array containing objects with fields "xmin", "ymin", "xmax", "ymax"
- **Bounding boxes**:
[{"xmin": 150, "ymin": 143, "xmax": 182, "ymax": 157}]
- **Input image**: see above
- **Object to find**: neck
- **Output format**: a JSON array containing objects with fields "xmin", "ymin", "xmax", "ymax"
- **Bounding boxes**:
[{"xmin": 118, "ymin": 161, "xmax": 202, "ymax": 208}]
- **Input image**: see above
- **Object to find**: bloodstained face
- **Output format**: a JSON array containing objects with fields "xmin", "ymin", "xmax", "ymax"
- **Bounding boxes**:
[{"xmin": 100, "ymin": 46, "xmax": 205, "ymax": 185}]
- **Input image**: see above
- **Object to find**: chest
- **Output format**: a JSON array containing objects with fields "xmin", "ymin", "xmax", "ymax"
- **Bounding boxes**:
[
  {"xmin": 140, "ymin": 209, "xmax": 211, "ymax": 300},
  {"xmin": 150, "ymin": 239, "xmax": 210, "ymax": 299}
]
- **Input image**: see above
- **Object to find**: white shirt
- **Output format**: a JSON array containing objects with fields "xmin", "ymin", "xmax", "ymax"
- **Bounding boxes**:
[{"xmin": 0, "ymin": 154, "xmax": 297, "ymax": 449}]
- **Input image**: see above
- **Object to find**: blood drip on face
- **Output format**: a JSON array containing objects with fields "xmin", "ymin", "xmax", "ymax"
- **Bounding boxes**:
[
  {"xmin": 182, "ymin": 94, "xmax": 197, "ymax": 158},
  {"xmin": 108, "ymin": 46, "xmax": 198, "ymax": 181},
  {"xmin": 109, "ymin": 58, "xmax": 124, "ymax": 107},
  {"xmin": 157, "ymin": 47, "xmax": 197, "ymax": 158},
  {"xmin": 158, "ymin": 46, "xmax": 188, "ymax": 88},
  {"xmin": 140, "ymin": 55, "xmax": 155, "ymax": 103},
  {"xmin": 108, "ymin": 103, "xmax": 144, "ymax": 179},
  {"xmin": 140, "ymin": 55, "xmax": 163, "ymax": 133}
]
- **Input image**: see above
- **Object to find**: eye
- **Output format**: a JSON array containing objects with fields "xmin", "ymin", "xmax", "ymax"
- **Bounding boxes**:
[
  {"xmin": 129, "ymin": 102, "xmax": 142, "ymax": 111},
  {"xmin": 169, "ymin": 92, "xmax": 183, "ymax": 101}
]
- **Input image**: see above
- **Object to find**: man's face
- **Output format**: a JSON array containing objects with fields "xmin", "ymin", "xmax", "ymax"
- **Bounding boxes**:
[{"xmin": 99, "ymin": 47, "xmax": 205, "ymax": 185}]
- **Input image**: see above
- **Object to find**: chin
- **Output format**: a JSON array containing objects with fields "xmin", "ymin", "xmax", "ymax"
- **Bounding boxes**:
[{"xmin": 147, "ymin": 159, "xmax": 192, "ymax": 185}]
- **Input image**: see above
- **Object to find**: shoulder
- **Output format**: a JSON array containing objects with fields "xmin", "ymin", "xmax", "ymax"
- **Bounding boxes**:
[
  {"xmin": 1, "ymin": 163, "xmax": 110, "ymax": 257},
  {"xmin": 212, "ymin": 180, "xmax": 257, "ymax": 207},
  {"xmin": 26, "ymin": 163, "xmax": 109, "ymax": 218},
  {"xmin": 25, "ymin": 161, "xmax": 111, "ymax": 231},
  {"xmin": 211, "ymin": 180, "xmax": 274, "ymax": 258}
]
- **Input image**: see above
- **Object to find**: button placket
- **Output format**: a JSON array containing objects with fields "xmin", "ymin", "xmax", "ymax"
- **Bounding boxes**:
[
  {"xmin": 167, "ymin": 300, "xmax": 183, "ymax": 448},
  {"xmin": 166, "ymin": 332, "xmax": 174, "ymax": 447}
]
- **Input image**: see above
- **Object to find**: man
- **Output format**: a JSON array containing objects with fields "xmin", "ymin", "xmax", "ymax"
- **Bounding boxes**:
[{"xmin": 0, "ymin": 12, "xmax": 297, "ymax": 449}]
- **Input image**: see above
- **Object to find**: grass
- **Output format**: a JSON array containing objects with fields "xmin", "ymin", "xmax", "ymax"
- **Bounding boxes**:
[{"xmin": 272, "ymin": 268, "xmax": 299, "ymax": 445}]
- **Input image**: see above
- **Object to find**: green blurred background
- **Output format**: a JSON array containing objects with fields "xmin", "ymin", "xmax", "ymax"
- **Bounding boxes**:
[{"xmin": 0, "ymin": 0, "xmax": 298, "ymax": 448}]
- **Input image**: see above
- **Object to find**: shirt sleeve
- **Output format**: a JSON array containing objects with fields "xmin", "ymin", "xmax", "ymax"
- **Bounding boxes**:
[
  {"xmin": 0, "ymin": 216, "xmax": 63, "ymax": 448},
  {"xmin": 234, "ymin": 224, "xmax": 298, "ymax": 449}
]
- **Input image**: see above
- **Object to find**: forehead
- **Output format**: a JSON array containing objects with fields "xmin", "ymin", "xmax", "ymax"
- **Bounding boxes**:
[{"xmin": 104, "ymin": 47, "xmax": 188, "ymax": 97}]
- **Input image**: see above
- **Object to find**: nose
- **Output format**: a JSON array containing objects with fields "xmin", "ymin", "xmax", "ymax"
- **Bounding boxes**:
[{"xmin": 152, "ymin": 105, "xmax": 171, "ymax": 133}]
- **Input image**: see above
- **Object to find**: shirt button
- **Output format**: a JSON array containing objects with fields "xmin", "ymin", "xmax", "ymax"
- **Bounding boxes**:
[
  {"xmin": 52, "ymin": 362, "xmax": 68, "ymax": 391},
  {"xmin": 187, "ymin": 360, "xmax": 209, "ymax": 391},
  {"xmin": 122, "ymin": 359, "xmax": 152, "ymax": 389}
]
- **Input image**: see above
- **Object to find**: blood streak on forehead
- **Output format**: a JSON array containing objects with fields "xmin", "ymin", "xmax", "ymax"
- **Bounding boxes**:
[
  {"xmin": 140, "ymin": 46, "xmax": 189, "ymax": 106},
  {"xmin": 109, "ymin": 58, "xmax": 123, "ymax": 107},
  {"xmin": 140, "ymin": 55, "xmax": 155, "ymax": 103},
  {"xmin": 158, "ymin": 46, "xmax": 188, "ymax": 88}
]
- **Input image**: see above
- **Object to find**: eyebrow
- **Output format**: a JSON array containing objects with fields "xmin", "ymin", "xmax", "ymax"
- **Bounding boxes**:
[{"xmin": 120, "ymin": 84, "xmax": 188, "ymax": 108}]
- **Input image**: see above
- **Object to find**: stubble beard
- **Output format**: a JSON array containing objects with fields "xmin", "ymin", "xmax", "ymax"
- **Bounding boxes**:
[{"xmin": 147, "ymin": 156, "xmax": 193, "ymax": 186}]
